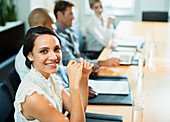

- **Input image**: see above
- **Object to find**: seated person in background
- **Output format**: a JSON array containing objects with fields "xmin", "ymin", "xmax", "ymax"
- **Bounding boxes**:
[
  {"xmin": 14, "ymin": 8, "xmax": 98, "ymax": 98},
  {"xmin": 54, "ymin": 0, "xmax": 121, "ymax": 67},
  {"xmin": 86, "ymin": 0, "xmax": 117, "ymax": 52},
  {"xmin": 14, "ymin": 26, "xmax": 93, "ymax": 121}
]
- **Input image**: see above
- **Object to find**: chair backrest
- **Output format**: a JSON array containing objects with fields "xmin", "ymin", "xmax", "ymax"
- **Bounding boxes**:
[
  {"xmin": 0, "ymin": 81, "xmax": 14, "ymax": 122},
  {"xmin": 142, "ymin": 11, "xmax": 168, "ymax": 22},
  {"xmin": 8, "ymin": 67, "xmax": 21, "ymax": 96}
]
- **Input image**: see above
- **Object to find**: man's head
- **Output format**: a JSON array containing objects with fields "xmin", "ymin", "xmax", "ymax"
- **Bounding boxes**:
[
  {"xmin": 28, "ymin": 8, "xmax": 56, "ymax": 30},
  {"xmin": 54, "ymin": 1, "xmax": 75, "ymax": 29}
]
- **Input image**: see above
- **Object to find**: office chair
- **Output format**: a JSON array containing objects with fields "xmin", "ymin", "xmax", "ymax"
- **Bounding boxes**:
[
  {"xmin": 0, "ymin": 81, "xmax": 14, "ymax": 122},
  {"xmin": 8, "ymin": 67, "xmax": 21, "ymax": 98},
  {"xmin": 142, "ymin": 11, "xmax": 168, "ymax": 22},
  {"xmin": 72, "ymin": 23, "xmax": 101, "ymax": 59}
]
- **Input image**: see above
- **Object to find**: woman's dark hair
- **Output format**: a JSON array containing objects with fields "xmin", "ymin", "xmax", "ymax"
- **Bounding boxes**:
[
  {"xmin": 23, "ymin": 26, "xmax": 61, "ymax": 69},
  {"xmin": 54, "ymin": 0, "xmax": 74, "ymax": 19}
]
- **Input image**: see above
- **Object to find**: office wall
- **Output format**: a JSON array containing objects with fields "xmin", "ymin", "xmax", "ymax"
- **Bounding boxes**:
[
  {"xmin": 30, "ymin": 0, "xmax": 56, "ymax": 12},
  {"xmin": 16, "ymin": 0, "xmax": 56, "ymax": 32},
  {"xmin": 141, "ymin": 0, "xmax": 169, "ymax": 11},
  {"xmin": 16, "ymin": 0, "xmax": 31, "ymax": 32}
]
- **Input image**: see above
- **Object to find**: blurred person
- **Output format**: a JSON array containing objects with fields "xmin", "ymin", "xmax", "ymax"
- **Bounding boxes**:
[{"xmin": 86, "ymin": 0, "xmax": 117, "ymax": 52}]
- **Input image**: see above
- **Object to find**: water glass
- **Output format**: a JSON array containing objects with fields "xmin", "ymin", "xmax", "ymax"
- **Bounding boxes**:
[{"xmin": 132, "ymin": 97, "xmax": 144, "ymax": 122}]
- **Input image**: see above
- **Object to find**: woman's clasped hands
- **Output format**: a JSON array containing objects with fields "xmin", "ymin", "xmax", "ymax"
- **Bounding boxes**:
[{"xmin": 67, "ymin": 57, "xmax": 94, "ymax": 88}]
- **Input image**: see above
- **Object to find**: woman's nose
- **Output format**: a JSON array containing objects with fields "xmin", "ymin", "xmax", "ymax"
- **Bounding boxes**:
[{"xmin": 49, "ymin": 52, "xmax": 57, "ymax": 60}]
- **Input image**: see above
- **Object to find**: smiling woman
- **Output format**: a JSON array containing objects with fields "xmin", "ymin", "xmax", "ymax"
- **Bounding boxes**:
[
  {"xmin": 27, "ymin": 34, "xmax": 61, "ymax": 79},
  {"xmin": 22, "ymin": 26, "xmax": 61, "ymax": 70},
  {"xmin": 14, "ymin": 26, "xmax": 94, "ymax": 122}
]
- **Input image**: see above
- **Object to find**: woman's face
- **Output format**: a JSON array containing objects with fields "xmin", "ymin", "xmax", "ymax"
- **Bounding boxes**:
[
  {"xmin": 92, "ymin": 1, "xmax": 103, "ymax": 16},
  {"xmin": 27, "ymin": 34, "xmax": 61, "ymax": 79}
]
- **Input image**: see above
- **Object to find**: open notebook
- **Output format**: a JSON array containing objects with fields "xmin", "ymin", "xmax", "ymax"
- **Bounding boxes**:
[
  {"xmin": 88, "ymin": 79, "xmax": 129, "ymax": 95},
  {"xmin": 108, "ymin": 51, "xmax": 135, "ymax": 65}
]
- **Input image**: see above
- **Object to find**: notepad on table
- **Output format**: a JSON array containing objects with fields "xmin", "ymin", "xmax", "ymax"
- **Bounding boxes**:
[{"xmin": 88, "ymin": 79, "xmax": 129, "ymax": 95}]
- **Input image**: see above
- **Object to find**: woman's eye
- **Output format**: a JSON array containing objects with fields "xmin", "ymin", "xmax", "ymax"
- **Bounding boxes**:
[
  {"xmin": 94, "ymin": 7, "xmax": 98, "ymax": 9},
  {"xmin": 40, "ymin": 50, "xmax": 47, "ymax": 54},
  {"xmin": 54, "ymin": 47, "xmax": 61, "ymax": 52}
]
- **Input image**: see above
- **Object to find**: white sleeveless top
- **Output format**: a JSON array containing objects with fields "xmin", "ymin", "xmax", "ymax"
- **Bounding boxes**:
[{"xmin": 14, "ymin": 67, "xmax": 63, "ymax": 122}]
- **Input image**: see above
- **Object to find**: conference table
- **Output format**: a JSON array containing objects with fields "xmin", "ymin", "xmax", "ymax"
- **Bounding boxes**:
[{"xmin": 86, "ymin": 21, "xmax": 170, "ymax": 122}]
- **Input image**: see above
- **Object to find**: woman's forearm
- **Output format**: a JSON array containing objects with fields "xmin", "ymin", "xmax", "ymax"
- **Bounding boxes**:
[
  {"xmin": 79, "ymin": 77, "xmax": 89, "ymax": 111},
  {"xmin": 69, "ymin": 86, "xmax": 85, "ymax": 122}
]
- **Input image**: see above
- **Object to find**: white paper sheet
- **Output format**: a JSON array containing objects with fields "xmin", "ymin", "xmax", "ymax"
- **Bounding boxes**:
[{"xmin": 88, "ymin": 79, "xmax": 129, "ymax": 95}]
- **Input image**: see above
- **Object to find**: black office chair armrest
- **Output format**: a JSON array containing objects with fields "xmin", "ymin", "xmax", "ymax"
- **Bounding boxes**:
[{"xmin": 8, "ymin": 67, "xmax": 21, "ymax": 100}]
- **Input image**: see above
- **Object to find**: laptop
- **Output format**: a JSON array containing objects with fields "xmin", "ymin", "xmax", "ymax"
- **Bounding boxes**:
[{"xmin": 108, "ymin": 51, "xmax": 135, "ymax": 65}]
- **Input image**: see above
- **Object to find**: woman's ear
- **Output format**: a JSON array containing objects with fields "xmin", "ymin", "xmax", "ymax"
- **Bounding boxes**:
[{"xmin": 27, "ymin": 52, "xmax": 34, "ymax": 61}]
